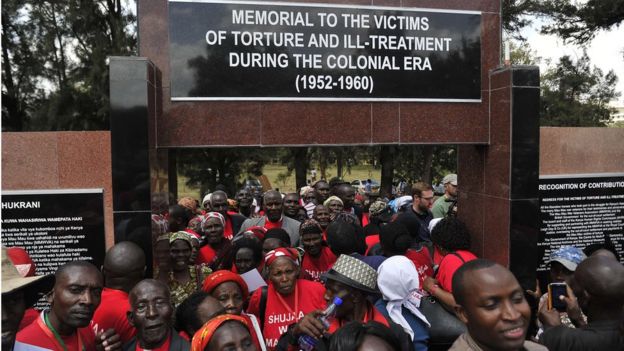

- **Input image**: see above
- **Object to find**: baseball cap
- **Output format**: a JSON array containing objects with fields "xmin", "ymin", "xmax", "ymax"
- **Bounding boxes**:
[
  {"xmin": 442, "ymin": 174, "xmax": 457, "ymax": 186},
  {"xmin": 549, "ymin": 246, "xmax": 586, "ymax": 271}
]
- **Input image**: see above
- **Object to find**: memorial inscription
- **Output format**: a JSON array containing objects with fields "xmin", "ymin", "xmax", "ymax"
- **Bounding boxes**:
[
  {"xmin": 169, "ymin": 0, "xmax": 481, "ymax": 101},
  {"xmin": 538, "ymin": 174, "xmax": 624, "ymax": 270},
  {"xmin": 1, "ymin": 189, "xmax": 106, "ymax": 277}
]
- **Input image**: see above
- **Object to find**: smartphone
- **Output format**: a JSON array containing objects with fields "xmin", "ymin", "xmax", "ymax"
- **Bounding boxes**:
[{"xmin": 548, "ymin": 283, "xmax": 568, "ymax": 312}]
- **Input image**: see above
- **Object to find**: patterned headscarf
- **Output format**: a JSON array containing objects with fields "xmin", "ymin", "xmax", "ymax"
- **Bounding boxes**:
[
  {"xmin": 191, "ymin": 314, "xmax": 253, "ymax": 351},
  {"xmin": 264, "ymin": 248, "xmax": 299, "ymax": 267},
  {"xmin": 169, "ymin": 231, "xmax": 193, "ymax": 246},
  {"xmin": 323, "ymin": 196, "xmax": 343, "ymax": 207},
  {"xmin": 300, "ymin": 219, "xmax": 323, "ymax": 236},
  {"xmin": 202, "ymin": 212, "xmax": 225, "ymax": 227}
]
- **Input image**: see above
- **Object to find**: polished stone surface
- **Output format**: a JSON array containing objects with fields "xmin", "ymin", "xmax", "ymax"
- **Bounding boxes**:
[
  {"xmin": 139, "ymin": 0, "xmax": 499, "ymax": 147},
  {"xmin": 2, "ymin": 132, "xmax": 115, "ymax": 248},
  {"xmin": 458, "ymin": 67, "xmax": 540, "ymax": 279},
  {"xmin": 540, "ymin": 127, "xmax": 624, "ymax": 175}
]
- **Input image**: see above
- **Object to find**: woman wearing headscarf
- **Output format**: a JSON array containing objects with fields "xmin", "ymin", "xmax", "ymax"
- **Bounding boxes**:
[
  {"xmin": 191, "ymin": 314, "xmax": 258, "ymax": 351},
  {"xmin": 323, "ymin": 196, "xmax": 344, "ymax": 217},
  {"xmin": 158, "ymin": 231, "xmax": 212, "ymax": 307},
  {"xmin": 247, "ymin": 248, "xmax": 326, "ymax": 350},
  {"xmin": 197, "ymin": 212, "xmax": 232, "ymax": 270},
  {"xmin": 376, "ymin": 256, "xmax": 430, "ymax": 351},
  {"xmin": 202, "ymin": 270, "xmax": 267, "ymax": 351}
]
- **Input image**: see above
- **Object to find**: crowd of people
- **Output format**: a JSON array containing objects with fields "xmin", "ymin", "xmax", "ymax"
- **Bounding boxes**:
[{"xmin": 2, "ymin": 175, "xmax": 623, "ymax": 351}]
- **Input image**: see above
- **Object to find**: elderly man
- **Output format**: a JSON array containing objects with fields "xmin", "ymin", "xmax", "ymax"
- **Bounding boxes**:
[
  {"xmin": 277, "ymin": 255, "xmax": 411, "ymax": 350},
  {"xmin": 2, "ymin": 248, "xmax": 54, "ymax": 351},
  {"xmin": 431, "ymin": 174, "xmax": 458, "ymax": 218},
  {"xmin": 124, "ymin": 279, "xmax": 189, "ymax": 351},
  {"xmin": 539, "ymin": 255, "xmax": 624, "ymax": 350},
  {"xmin": 237, "ymin": 190, "xmax": 301, "ymax": 246},
  {"xmin": 92, "ymin": 242, "xmax": 146, "ymax": 343},
  {"xmin": 450, "ymin": 259, "xmax": 546, "ymax": 351},
  {"xmin": 211, "ymin": 190, "xmax": 247, "ymax": 240},
  {"xmin": 16, "ymin": 261, "xmax": 121, "ymax": 351}
]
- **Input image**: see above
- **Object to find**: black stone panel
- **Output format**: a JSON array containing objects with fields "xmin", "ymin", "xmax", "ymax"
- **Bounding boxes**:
[
  {"xmin": 110, "ymin": 58, "xmax": 153, "ymax": 212},
  {"xmin": 113, "ymin": 211, "xmax": 154, "ymax": 278},
  {"xmin": 510, "ymin": 74, "xmax": 540, "ymax": 200},
  {"xmin": 512, "ymin": 66, "xmax": 540, "ymax": 87}
]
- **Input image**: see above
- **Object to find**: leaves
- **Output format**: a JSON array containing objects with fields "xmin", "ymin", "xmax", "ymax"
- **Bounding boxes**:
[
  {"xmin": 1, "ymin": 0, "xmax": 136, "ymax": 131},
  {"xmin": 541, "ymin": 52, "xmax": 619, "ymax": 126}
]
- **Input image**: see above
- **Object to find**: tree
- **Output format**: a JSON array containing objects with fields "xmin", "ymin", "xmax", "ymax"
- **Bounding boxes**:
[
  {"xmin": 537, "ymin": 0, "xmax": 624, "ymax": 44},
  {"xmin": 541, "ymin": 53, "xmax": 619, "ymax": 126},
  {"xmin": 502, "ymin": 0, "xmax": 623, "ymax": 44},
  {"xmin": 1, "ymin": 0, "xmax": 136, "ymax": 131}
]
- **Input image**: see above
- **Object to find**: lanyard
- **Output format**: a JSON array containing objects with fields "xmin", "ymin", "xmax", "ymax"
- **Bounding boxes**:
[
  {"xmin": 274, "ymin": 283, "xmax": 299, "ymax": 320},
  {"xmin": 38, "ymin": 313, "xmax": 84, "ymax": 351}
]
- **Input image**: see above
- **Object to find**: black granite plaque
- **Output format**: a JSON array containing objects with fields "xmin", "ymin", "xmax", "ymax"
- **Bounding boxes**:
[
  {"xmin": 1, "ymin": 189, "xmax": 106, "ymax": 276},
  {"xmin": 169, "ymin": 0, "xmax": 481, "ymax": 101},
  {"xmin": 538, "ymin": 174, "xmax": 624, "ymax": 271}
]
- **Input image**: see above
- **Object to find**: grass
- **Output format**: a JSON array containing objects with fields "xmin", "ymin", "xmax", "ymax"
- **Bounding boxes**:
[{"xmin": 177, "ymin": 163, "xmax": 381, "ymax": 198}]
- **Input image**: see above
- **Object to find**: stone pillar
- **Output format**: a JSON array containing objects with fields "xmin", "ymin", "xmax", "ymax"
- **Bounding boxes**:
[
  {"xmin": 109, "ymin": 57, "xmax": 166, "ymax": 276},
  {"xmin": 458, "ymin": 66, "xmax": 540, "ymax": 291}
]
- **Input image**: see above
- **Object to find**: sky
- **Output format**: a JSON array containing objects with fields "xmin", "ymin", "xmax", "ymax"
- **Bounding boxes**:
[{"xmin": 520, "ymin": 19, "xmax": 624, "ymax": 106}]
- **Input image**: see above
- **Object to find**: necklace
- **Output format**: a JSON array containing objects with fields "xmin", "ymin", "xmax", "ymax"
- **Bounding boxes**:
[{"xmin": 39, "ymin": 312, "xmax": 84, "ymax": 351}]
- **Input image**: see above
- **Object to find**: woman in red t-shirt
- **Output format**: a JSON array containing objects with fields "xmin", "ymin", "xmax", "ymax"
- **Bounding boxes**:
[
  {"xmin": 196, "ymin": 212, "xmax": 232, "ymax": 270},
  {"xmin": 247, "ymin": 248, "xmax": 325, "ymax": 350},
  {"xmin": 422, "ymin": 218, "xmax": 477, "ymax": 310},
  {"xmin": 202, "ymin": 270, "xmax": 266, "ymax": 351}
]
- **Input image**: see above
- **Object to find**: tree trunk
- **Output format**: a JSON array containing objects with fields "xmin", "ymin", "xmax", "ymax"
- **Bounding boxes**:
[
  {"xmin": 336, "ymin": 148, "xmax": 343, "ymax": 179},
  {"xmin": 422, "ymin": 145, "xmax": 435, "ymax": 184},
  {"xmin": 293, "ymin": 147, "xmax": 309, "ymax": 190},
  {"xmin": 379, "ymin": 145, "xmax": 395, "ymax": 197}
]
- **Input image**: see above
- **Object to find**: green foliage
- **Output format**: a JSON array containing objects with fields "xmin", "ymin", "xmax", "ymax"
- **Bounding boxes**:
[
  {"xmin": 502, "ymin": 0, "xmax": 623, "ymax": 44},
  {"xmin": 537, "ymin": 0, "xmax": 624, "ymax": 44},
  {"xmin": 1, "ymin": 0, "xmax": 136, "ymax": 131},
  {"xmin": 540, "ymin": 53, "xmax": 619, "ymax": 126}
]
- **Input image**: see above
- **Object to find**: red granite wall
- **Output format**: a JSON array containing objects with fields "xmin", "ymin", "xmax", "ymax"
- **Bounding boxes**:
[
  {"xmin": 2, "ymin": 132, "xmax": 114, "ymax": 248},
  {"xmin": 138, "ymin": 0, "xmax": 500, "ymax": 147},
  {"xmin": 540, "ymin": 127, "xmax": 624, "ymax": 175}
]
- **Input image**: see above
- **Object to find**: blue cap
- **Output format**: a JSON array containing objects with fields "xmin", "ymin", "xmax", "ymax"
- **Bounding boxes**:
[{"xmin": 549, "ymin": 246, "xmax": 586, "ymax": 271}]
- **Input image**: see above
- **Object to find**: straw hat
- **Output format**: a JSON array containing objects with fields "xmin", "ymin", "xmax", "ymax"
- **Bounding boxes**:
[
  {"xmin": 323, "ymin": 254, "xmax": 378, "ymax": 294},
  {"xmin": 1, "ymin": 247, "xmax": 54, "ymax": 306}
]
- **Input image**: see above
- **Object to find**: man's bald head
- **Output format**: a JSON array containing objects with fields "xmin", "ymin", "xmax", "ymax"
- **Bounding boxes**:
[
  {"xmin": 575, "ymin": 255, "xmax": 624, "ymax": 308},
  {"xmin": 103, "ymin": 241, "xmax": 146, "ymax": 292}
]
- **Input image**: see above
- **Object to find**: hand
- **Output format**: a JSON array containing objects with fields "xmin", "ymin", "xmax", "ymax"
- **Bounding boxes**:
[
  {"xmin": 562, "ymin": 285, "xmax": 586, "ymax": 327},
  {"xmin": 95, "ymin": 329, "xmax": 121, "ymax": 351},
  {"xmin": 538, "ymin": 299, "xmax": 561, "ymax": 328},
  {"xmin": 423, "ymin": 276, "xmax": 439, "ymax": 294},
  {"xmin": 525, "ymin": 279, "xmax": 542, "ymax": 301},
  {"xmin": 292, "ymin": 310, "xmax": 326, "ymax": 339}
]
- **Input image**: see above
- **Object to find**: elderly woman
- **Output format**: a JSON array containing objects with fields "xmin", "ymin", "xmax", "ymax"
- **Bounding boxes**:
[
  {"xmin": 323, "ymin": 196, "xmax": 344, "ymax": 217},
  {"xmin": 376, "ymin": 256, "xmax": 430, "ymax": 351},
  {"xmin": 247, "ymin": 248, "xmax": 326, "ymax": 350},
  {"xmin": 158, "ymin": 231, "xmax": 212, "ymax": 307},
  {"xmin": 191, "ymin": 314, "xmax": 259, "ymax": 351},
  {"xmin": 202, "ymin": 270, "xmax": 267, "ymax": 351},
  {"xmin": 197, "ymin": 212, "xmax": 232, "ymax": 270}
]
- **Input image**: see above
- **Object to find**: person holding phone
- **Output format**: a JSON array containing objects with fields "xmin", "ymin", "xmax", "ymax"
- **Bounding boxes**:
[{"xmin": 533, "ymin": 246, "xmax": 587, "ymax": 339}]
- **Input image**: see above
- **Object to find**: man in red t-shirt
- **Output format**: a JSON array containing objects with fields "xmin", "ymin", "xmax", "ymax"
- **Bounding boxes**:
[
  {"xmin": 92, "ymin": 242, "xmax": 146, "ymax": 344},
  {"xmin": 299, "ymin": 220, "xmax": 337, "ymax": 282},
  {"xmin": 16, "ymin": 261, "xmax": 120, "ymax": 351},
  {"xmin": 125, "ymin": 279, "xmax": 190, "ymax": 351}
]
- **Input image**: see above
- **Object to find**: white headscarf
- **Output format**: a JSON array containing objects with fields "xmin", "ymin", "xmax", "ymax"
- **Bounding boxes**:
[{"xmin": 377, "ymin": 256, "xmax": 430, "ymax": 340}]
